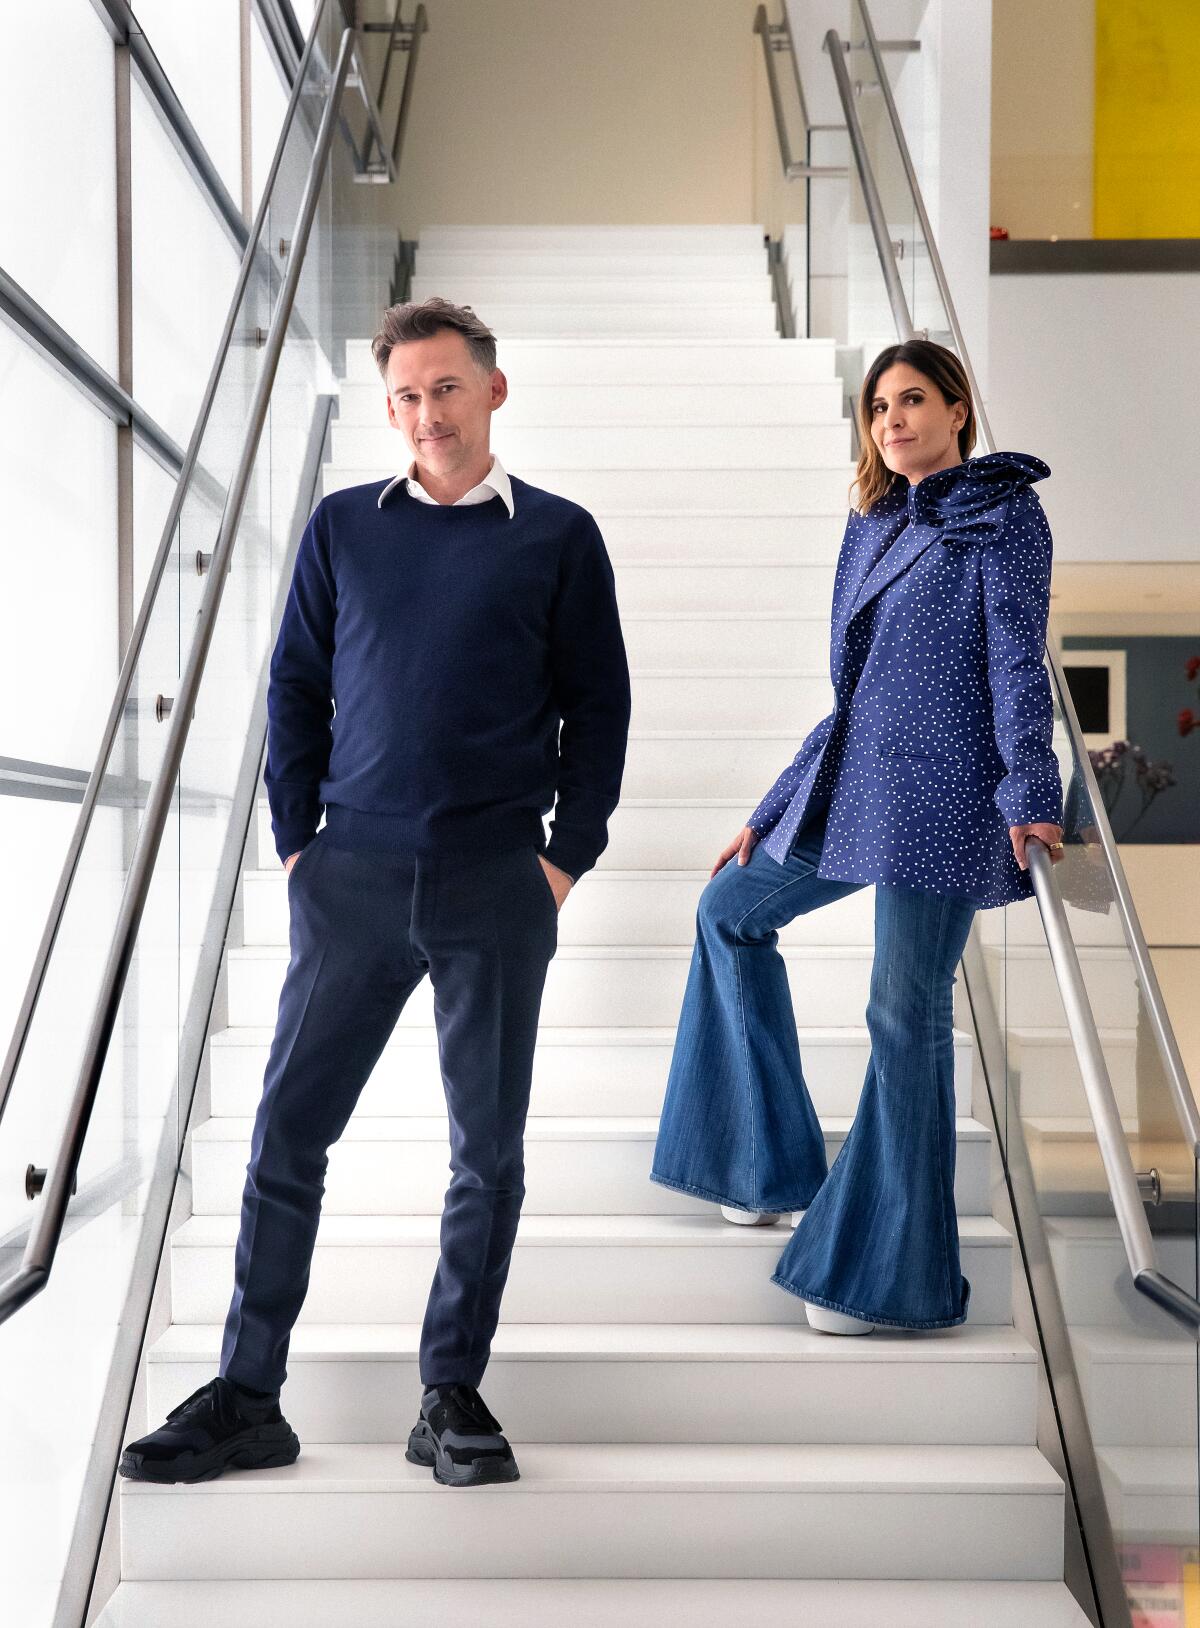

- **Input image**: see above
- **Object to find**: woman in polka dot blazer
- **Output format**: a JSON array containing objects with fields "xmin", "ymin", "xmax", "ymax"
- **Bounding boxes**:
[{"xmin": 650, "ymin": 338, "xmax": 1065, "ymax": 1336}]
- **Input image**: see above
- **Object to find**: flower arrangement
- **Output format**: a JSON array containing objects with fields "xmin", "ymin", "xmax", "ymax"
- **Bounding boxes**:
[{"xmin": 1088, "ymin": 740, "xmax": 1176, "ymax": 840}]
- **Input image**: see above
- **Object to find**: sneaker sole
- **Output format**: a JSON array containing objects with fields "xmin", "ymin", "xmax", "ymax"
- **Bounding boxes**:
[
  {"xmin": 405, "ymin": 1419, "xmax": 520, "ymax": 1488},
  {"xmin": 117, "ymin": 1425, "xmax": 301, "ymax": 1485}
]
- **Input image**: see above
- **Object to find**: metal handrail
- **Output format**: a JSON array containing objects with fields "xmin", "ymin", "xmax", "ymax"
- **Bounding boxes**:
[
  {"xmin": 822, "ymin": 30, "xmax": 915, "ymax": 336},
  {"xmin": 0, "ymin": 0, "xmax": 408, "ymax": 1323},
  {"xmin": 389, "ymin": 4, "xmax": 428, "ymax": 172},
  {"xmin": 752, "ymin": 5, "xmax": 848, "ymax": 180},
  {"xmin": 361, "ymin": 2, "xmax": 429, "ymax": 174},
  {"xmin": 1027, "ymin": 840, "xmax": 1200, "ymax": 1331},
  {"xmin": 809, "ymin": 2, "xmax": 1200, "ymax": 1327}
]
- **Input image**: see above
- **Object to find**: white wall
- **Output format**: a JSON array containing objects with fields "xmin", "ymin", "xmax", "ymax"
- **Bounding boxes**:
[
  {"xmin": 988, "ymin": 271, "xmax": 1200, "ymax": 562},
  {"xmin": 355, "ymin": 0, "xmax": 762, "ymax": 230},
  {"xmin": 990, "ymin": 0, "xmax": 1094, "ymax": 239},
  {"xmin": 913, "ymin": 0, "xmax": 992, "ymax": 399}
]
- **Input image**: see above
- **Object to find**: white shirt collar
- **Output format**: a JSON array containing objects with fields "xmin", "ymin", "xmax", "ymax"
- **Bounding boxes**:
[{"xmin": 377, "ymin": 453, "xmax": 514, "ymax": 518}]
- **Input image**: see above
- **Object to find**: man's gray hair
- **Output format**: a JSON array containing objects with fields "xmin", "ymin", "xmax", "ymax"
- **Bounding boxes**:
[{"xmin": 371, "ymin": 296, "xmax": 498, "ymax": 381}]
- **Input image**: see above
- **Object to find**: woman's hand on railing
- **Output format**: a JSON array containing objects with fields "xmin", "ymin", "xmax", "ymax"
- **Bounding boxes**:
[
  {"xmin": 712, "ymin": 826, "xmax": 760, "ymax": 879},
  {"xmin": 1010, "ymin": 822, "xmax": 1065, "ymax": 870}
]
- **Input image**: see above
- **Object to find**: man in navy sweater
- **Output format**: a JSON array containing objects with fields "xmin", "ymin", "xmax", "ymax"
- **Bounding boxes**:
[{"xmin": 119, "ymin": 298, "xmax": 631, "ymax": 1489}]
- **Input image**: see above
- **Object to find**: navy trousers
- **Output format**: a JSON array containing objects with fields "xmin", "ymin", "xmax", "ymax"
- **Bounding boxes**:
[{"xmin": 218, "ymin": 829, "xmax": 559, "ymax": 1392}]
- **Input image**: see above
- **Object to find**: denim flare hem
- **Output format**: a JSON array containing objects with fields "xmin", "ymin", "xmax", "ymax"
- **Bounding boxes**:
[
  {"xmin": 771, "ymin": 1273, "xmax": 972, "ymax": 1332},
  {"xmin": 648, "ymin": 1167, "xmax": 820, "ymax": 1214}
]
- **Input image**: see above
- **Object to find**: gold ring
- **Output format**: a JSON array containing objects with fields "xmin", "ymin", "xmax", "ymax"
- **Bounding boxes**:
[{"xmin": 1049, "ymin": 841, "xmax": 1064, "ymax": 850}]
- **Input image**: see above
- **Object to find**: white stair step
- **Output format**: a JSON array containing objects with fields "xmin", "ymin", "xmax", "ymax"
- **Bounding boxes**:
[
  {"xmin": 342, "ymin": 335, "xmax": 839, "ymax": 387},
  {"xmin": 596, "ymin": 797, "xmax": 809, "ymax": 865},
  {"xmin": 414, "ymin": 248, "xmax": 774, "ymax": 276},
  {"xmin": 1096, "ymin": 1445, "xmax": 1195, "ymax": 1543},
  {"xmin": 1044, "ymin": 1218, "xmax": 1195, "ymax": 1330},
  {"xmin": 1070, "ymin": 1325, "xmax": 1198, "ymax": 1448},
  {"xmin": 522, "ymin": 466, "xmax": 855, "ymax": 513},
  {"xmin": 168, "ymin": 1212, "xmax": 1016, "ymax": 1327},
  {"xmin": 224, "ymin": 943, "xmax": 881, "ymax": 1029},
  {"xmin": 93, "ymin": 1578, "xmax": 1095, "ymax": 1628},
  {"xmin": 594, "ymin": 514, "xmax": 844, "ymax": 560},
  {"xmin": 332, "ymin": 423, "xmax": 849, "ymax": 470},
  {"xmin": 1094, "ymin": 1452, "xmax": 1198, "ymax": 1536},
  {"xmin": 976, "ymin": 894, "xmax": 1127, "ymax": 949},
  {"xmin": 409, "ymin": 273, "xmax": 775, "ymax": 304},
  {"xmin": 416, "ymin": 225, "xmax": 771, "ymax": 252},
  {"xmin": 189, "ymin": 1114, "xmax": 993, "ymax": 1218},
  {"xmin": 251, "ymin": 740, "xmax": 809, "ymax": 848},
  {"xmin": 245, "ymin": 863, "xmax": 870, "ymax": 947},
  {"xmin": 621, "ymin": 612, "xmax": 830, "ymax": 667},
  {"xmin": 144, "ymin": 1321, "xmax": 1035, "ymax": 1447},
  {"xmin": 615, "ymin": 733, "xmax": 813, "ymax": 796},
  {"xmin": 983, "ymin": 945, "xmax": 1138, "ymax": 1028},
  {"xmin": 119, "ymin": 1441, "xmax": 1063, "ymax": 1583},
  {"xmin": 1009, "ymin": 1026, "xmax": 1137, "ymax": 1117},
  {"xmin": 337, "ymin": 380, "xmax": 845, "ymax": 427},
  {"xmin": 444, "ymin": 302, "xmax": 780, "ymax": 336},
  {"xmin": 627, "ymin": 671, "xmax": 828, "ymax": 732},
  {"xmin": 325, "ymin": 465, "xmax": 855, "ymax": 513},
  {"xmin": 613, "ymin": 561, "xmax": 837, "ymax": 612},
  {"xmin": 209, "ymin": 1023, "xmax": 977, "ymax": 1120}
]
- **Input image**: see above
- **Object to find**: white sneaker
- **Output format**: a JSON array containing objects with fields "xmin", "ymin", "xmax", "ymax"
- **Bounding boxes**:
[
  {"xmin": 804, "ymin": 1300, "xmax": 876, "ymax": 1336},
  {"xmin": 719, "ymin": 1204, "xmax": 786, "ymax": 1227}
]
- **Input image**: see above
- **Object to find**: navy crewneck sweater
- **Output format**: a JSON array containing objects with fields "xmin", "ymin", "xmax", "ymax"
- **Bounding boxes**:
[{"xmin": 265, "ymin": 474, "xmax": 631, "ymax": 880}]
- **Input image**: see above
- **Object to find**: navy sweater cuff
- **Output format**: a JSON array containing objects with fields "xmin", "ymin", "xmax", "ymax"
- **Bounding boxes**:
[{"xmin": 543, "ymin": 834, "xmax": 595, "ymax": 882}]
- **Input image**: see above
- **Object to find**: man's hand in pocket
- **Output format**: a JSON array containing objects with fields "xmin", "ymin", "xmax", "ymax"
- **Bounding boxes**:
[{"xmin": 538, "ymin": 855, "xmax": 574, "ymax": 910}]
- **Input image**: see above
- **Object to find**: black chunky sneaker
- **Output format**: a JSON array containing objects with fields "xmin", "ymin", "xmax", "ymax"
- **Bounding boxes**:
[
  {"xmin": 117, "ymin": 1377, "xmax": 300, "ymax": 1484},
  {"xmin": 406, "ymin": 1383, "xmax": 520, "ymax": 1488}
]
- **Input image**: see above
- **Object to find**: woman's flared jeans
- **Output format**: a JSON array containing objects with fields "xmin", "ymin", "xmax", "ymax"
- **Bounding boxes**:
[{"xmin": 649, "ymin": 815, "xmax": 978, "ymax": 1330}]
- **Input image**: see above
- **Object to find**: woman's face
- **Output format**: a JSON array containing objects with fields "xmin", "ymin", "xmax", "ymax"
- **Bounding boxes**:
[{"xmin": 868, "ymin": 362, "xmax": 967, "ymax": 485}]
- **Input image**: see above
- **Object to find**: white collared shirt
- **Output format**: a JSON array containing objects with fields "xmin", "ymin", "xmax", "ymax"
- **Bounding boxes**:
[{"xmin": 376, "ymin": 454, "xmax": 515, "ymax": 517}]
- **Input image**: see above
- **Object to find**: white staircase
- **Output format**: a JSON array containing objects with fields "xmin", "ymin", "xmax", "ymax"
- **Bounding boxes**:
[{"xmin": 100, "ymin": 226, "xmax": 1092, "ymax": 1626}]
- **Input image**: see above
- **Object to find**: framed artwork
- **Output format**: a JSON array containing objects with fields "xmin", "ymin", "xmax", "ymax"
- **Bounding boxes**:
[{"xmin": 1061, "ymin": 649, "xmax": 1128, "ymax": 750}]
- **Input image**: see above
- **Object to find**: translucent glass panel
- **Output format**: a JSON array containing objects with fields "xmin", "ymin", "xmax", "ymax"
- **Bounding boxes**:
[
  {"xmin": 982, "ymin": 675, "xmax": 1200, "ymax": 1617},
  {"xmin": 0, "ymin": 327, "xmax": 120, "ymax": 1187},
  {"xmin": 1, "ymin": 6, "xmax": 322, "ymax": 1621},
  {"xmin": 0, "ymin": 4, "xmax": 400, "ymax": 1618},
  {"xmin": 0, "ymin": 0, "xmax": 118, "ymax": 374},
  {"xmin": 129, "ymin": 0, "xmax": 244, "ymax": 203},
  {"xmin": 130, "ymin": 77, "xmax": 242, "ymax": 452},
  {"xmin": 0, "ymin": 329, "xmax": 119, "ymax": 766},
  {"xmin": 250, "ymin": 8, "xmax": 293, "ymax": 217}
]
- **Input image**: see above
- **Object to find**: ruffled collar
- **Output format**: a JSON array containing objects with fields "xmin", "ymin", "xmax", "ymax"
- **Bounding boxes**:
[{"xmin": 899, "ymin": 450, "xmax": 1051, "ymax": 539}]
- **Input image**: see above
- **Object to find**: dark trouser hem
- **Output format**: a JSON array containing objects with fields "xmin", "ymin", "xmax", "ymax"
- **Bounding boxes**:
[
  {"xmin": 771, "ymin": 1274, "xmax": 971, "ymax": 1331},
  {"xmin": 219, "ymin": 1366, "xmax": 281, "ymax": 1400}
]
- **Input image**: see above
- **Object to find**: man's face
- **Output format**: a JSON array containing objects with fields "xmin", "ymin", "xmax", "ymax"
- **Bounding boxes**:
[{"xmin": 384, "ymin": 329, "xmax": 507, "ymax": 484}]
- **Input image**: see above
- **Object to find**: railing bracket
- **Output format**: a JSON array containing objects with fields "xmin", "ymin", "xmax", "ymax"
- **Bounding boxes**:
[
  {"xmin": 26, "ymin": 1165, "xmax": 77, "ymax": 1201},
  {"xmin": 1136, "ymin": 1168, "xmax": 1163, "ymax": 1206}
]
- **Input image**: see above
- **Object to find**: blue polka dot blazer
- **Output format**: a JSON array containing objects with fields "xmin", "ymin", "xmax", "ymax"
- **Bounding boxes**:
[{"xmin": 747, "ymin": 450, "xmax": 1065, "ymax": 908}]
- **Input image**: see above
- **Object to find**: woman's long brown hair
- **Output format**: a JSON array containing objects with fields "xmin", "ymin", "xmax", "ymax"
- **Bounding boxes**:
[{"xmin": 851, "ymin": 340, "xmax": 977, "ymax": 515}]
